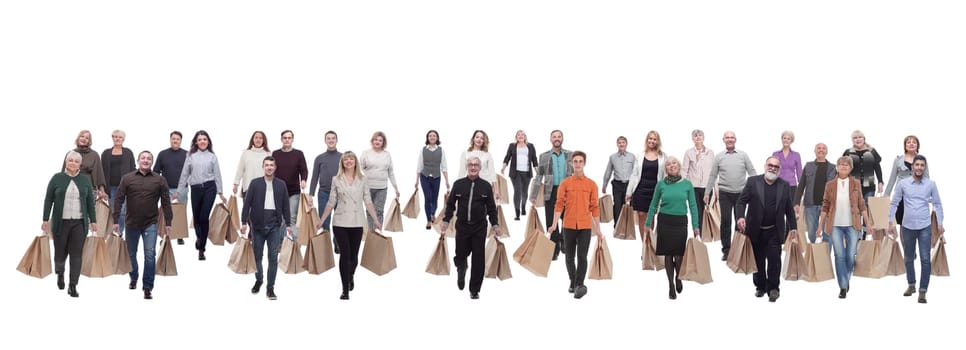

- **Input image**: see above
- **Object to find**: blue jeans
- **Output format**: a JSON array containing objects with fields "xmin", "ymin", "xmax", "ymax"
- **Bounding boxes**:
[
  {"xmin": 110, "ymin": 186, "xmax": 127, "ymax": 234},
  {"xmin": 830, "ymin": 226, "xmax": 859, "ymax": 290},
  {"xmin": 804, "ymin": 206, "xmax": 821, "ymax": 243},
  {"xmin": 252, "ymin": 223, "xmax": 283, "ymax": 288},
  {"xmin": 317, "ymin": 191, "xmax": 333, "ymax": 232},
  {"xmin": 168, "ymin": 188, "xmax": 186, "ymax": 203},
  {"xmin": 126, "ymin": 224, "xmax": 158, "ymax": 290},
  {"xmin": 901, "ymin": 226, "xmax": 932, "ymax": 292},
  {"xmin": 420, "ymin": 175, "xmax": 441, "ymax": 221}
]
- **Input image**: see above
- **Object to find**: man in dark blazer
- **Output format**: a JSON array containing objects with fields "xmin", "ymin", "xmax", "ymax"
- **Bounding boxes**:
[
  {"xmin": 736, "ymin": 156, "xmax": 798, "ymax": 302},
  {"xmin": 241, "ymin": 156, "xmax": 293, "ymax": 300}
]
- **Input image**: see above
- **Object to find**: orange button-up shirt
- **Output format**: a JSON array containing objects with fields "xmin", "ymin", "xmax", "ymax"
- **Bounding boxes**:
[{"xmin": 554, "ymin": 175, "xmax": 600, "ymax": 230}]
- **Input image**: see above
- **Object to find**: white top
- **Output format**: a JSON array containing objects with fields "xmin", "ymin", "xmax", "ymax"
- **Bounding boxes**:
[
  {"xmin": 327, "ymin": 175, "xmax": 375, "ymax": 228},
  {"xmin": 833, "ymin": 178, "xmax": 852, "ymax": 227},
  {"xmin": 264, "ymin": 178, "xmax": 276, "ymax": 210},
  {"xmin": 416, "ymin": 145, "xmax": 448, "ymax": 173},
  {"xmin": 458, "ymin": 150, "xmax": 496, "ymax": 184},
  {"xmin": 62, "ymin": 179, "xmax": 83, "ymax": 219},
  {"xmin": 360, "ymin": 149, "xmax": 399, "ymax": 190},
  {"xmin": 235, "ymin": 148, "xmax": 270, "ymax": 193},
  {"xmin": 516, "ymin": 146, "xmax": 529, "ymax": 172}
]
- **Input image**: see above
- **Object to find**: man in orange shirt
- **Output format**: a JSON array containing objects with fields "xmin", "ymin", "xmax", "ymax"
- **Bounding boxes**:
[{"xmin": 547, "ymin": 151, "xmax": 603, "ymax": 299}]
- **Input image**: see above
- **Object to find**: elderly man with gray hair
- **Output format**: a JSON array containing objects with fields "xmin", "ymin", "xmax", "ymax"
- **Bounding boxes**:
[{"xmin": 442, "ymin": 156, "xmax": 501, "ymax": 300}]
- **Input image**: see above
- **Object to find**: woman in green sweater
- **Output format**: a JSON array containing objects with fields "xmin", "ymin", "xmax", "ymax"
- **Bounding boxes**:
[
  {"xmin": 43, "ymin": 151, "xmax": 98, "ymax": 298},
  {"xmin": 643, "ymin": 157, "xmax": 699, "ymax": 300}
]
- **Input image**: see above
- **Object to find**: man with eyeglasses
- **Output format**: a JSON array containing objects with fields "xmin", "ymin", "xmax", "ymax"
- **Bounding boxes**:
[
  {"xmin": 442, "ymin": 157, "xmax": 501, "ymax": 299},
  {"xmin": 736, "ymin": 157, "xmax": 798, "ymax": 302},
  {"xmin": 704, "ymin": 131, "xmax": 756, "ymax": 261}
]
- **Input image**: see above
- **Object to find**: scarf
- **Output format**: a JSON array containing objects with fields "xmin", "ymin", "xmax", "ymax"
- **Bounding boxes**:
[{"xmin": 664, "ymin": 175, "xmax": 682, "ymax": 184}]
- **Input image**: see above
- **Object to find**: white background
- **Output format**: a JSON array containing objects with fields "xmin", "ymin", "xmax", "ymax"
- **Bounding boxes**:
[{"xmin": 1, "ymin": 1, "xmax": 961, "ymax": 349}]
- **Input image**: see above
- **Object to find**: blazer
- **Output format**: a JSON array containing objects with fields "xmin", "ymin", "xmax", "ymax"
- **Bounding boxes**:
[
  {"xmin": 43, "ymin": 172, "xmax": 97, "ymax": 234},
  {"xmin": 820, "ymin": 177, "xmax": 867, "ymax": 232},
  {"xmin": 242, "ymin": 177, "xmax": 292, "ymax": 228},
  {"xmin": 502, "ymin": 142, "xmax": 538, "ymax": 178},
  {"xmin": 101, "ymin": 147, "xmax": 136, "ymax": 185},
  {"xmin": 736, "ymin": 175, "xmax": 797, "ymax": 240},
  {"xmin": 627, "ymin": 152, "xmax": 667, "ymax": 196},
  {"xmin": 327, "ymin": 175, "xmax": 374, "ymax": 228},
  {"xmin": 529, "ymin": 149, "xmax": 573, "ymax": 201}
]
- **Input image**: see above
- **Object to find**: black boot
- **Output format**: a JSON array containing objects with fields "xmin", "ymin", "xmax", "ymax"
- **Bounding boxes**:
[
  {"xmin": 57, "ymin": 273, "xmax": 65, "ymax": 290},
  {"xmin": 67, "ymin": 284, "xmax": 78, "ymax": 298}
]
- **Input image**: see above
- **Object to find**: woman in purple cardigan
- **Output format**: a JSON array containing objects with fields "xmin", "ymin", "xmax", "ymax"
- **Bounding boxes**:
[{"xmin": 772, "ymin": 130, "xmax": 803, "ymax": 194}]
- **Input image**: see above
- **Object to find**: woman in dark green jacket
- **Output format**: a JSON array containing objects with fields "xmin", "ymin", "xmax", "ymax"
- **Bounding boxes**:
[{"xmin": 43, "ymin": 151, "xmax": 97, "ymax": 298}]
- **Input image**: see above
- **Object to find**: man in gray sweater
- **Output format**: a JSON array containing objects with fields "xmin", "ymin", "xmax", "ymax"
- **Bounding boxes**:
[{"xmin": 704, "ymin": 131, "xmax": 756, "ymax": 261}]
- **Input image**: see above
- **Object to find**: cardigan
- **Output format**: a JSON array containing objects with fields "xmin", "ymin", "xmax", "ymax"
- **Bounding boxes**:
[{"xmin": 43, "ymin": 172, "xmax": 97, "ymax": 234}]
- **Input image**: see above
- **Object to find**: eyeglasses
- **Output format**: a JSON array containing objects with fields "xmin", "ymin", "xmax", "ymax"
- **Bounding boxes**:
[
  {"xmin": 467, "ymin": 163, "xmax": 481, "ymax": 167},
  {"xmin": 766, "ymin": 164, "xmax": 781, "ymax": 169}
]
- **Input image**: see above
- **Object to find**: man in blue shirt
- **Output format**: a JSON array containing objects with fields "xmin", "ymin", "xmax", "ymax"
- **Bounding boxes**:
[{"xmin": 888, "ymin": 155, "xmax": 943, "ymax": 304}]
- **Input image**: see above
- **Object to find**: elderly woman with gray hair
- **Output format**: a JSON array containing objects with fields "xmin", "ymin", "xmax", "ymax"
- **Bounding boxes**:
[
  {"xmin": 43, "ymin": 151, "xmax": 98, "ymax": 298},
  {"xmin": 772, "ymin": 130, "xmax": 803, "ymax": 195}
]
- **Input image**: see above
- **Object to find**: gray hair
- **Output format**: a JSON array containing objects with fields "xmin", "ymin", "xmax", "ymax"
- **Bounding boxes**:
[
  {"xmin": 466, "ymin": 156, "xmax": 481, "ymax": 169},
  {"xmin": 691, "ymin": 129, "xmax": 704, "ymax": 138},
  {"xmin": 65, "ymin": 150, "xmax": 82, "ymax": 164},
  {"xmin": 781, "ymin": 130, "xmax": 795, "ymax": 142}
]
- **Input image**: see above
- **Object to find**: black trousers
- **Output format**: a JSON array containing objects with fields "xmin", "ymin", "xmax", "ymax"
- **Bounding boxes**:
[
  {"xmin": 332, "ymin": 226, "xmax": 364, "ymax": 291},
  {"xmin": 454, "ymin": 223, "xmax": 487, "ymax": 293},
  {"xmin": 694, "ymin": 187, "xmax": 706, "ymax": 232},
  {"xmin": 718, "ymin": 191, "xmax": 741, "ymax": 254},
  {"xmin": 544, "ymin": 185, "xmax": 565, "ymax": 255},
  {"xmin": 54, "ymin": 219, "xmax": 86, "ymax": 286},
  {"xmin": 611, "ymin": 180, "xmax": 628, "ymax": 227},
  {"xmin": 563, "ymin": 228, "xmax": 592, "ymax": 287},
  {"xmin": 510, "ymin": 171, "xmax": 531, "ymax": 217},
  {"xmin": 752, "ymin": 226, "xmax": 783, "ymax": 293}
]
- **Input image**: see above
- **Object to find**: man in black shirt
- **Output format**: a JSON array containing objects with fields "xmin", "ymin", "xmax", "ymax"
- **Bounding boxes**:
[{"xmin": 442, "ymin": 156, "xmax": 502, "ymax": 299}]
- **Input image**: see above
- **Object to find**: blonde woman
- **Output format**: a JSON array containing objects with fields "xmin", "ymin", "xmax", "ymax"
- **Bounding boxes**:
[
  {"xmin": 459, "ymin": 130, "xmax": 498, "ymax": 185},
  {"xmin": 627, "ymin": 131, "xmax": 667, "ymax": 242},
  {"xmin": 501, "ymin": 130, "xmax": 538, "ymax": 220},
  {"xmin": 360, "ymin": 131, "xmax": 400, "ymax": 230},
  {"xmin": 644, "ymin": 157, "xmax": 699, "ymax": 300},
  {"xmin": 318, "ymin": 151, "xmax": 382, "ymax": 300},
  {"xmin": 842, "ymin": 130, "xmax": 883, "ymax": 239}
]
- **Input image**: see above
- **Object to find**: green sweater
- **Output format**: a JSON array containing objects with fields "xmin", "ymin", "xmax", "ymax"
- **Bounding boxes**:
[
  {"xmin": 43, "ymin": 172, "xmax": 97, "ymax": 234},
  {"xmin": 645, "ymin": 179, "xmax": 699, "ymax": 228}
]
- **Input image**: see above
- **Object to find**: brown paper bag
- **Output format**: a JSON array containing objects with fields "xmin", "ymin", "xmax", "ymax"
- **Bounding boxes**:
[
  {"xmin": 613, "ymin": 204, "xmax": 637, "ymax": 240},
  {"xmin": 105, "ymin": 234, "xmax": 132, "ymax": 275},
  {"xmin": 782, "ymin": 241, "xmax": 807, "ymax": 281},
  {"xmin": 495, "ymin": 175, "xmax": 510, "ymax": 205},
  {"xmin": 512, "ymin": 227, "xmax": 554, "ymax": 277},
  {"xmin": 225, "ymin": 196, "xmax": 241, "ymax": 243},
  {"xmin": 302, "ymin": 231, "xmax": 336, "ymax": 275},
  {"xmin": 17, "ymin": 235, "xmax": 52, "ymax": 278},
  {"xmin": 227, "ymin": 238, "xmax": 257, "ymax": 274},
  {"xmin": 95, "ymin": 199, "xmax": 114, "ymax": 237},
  {"xmin": 701, "ymin": 193, "xmax": 721, "ymax": 242},
  {"xmin": 588, "ymin": 236, "xmax": 614, "ymax": 280},
  {"xmin": 158, "ymin": 202, "xmax": 189, "ymax": 239},
  {"xmin": 726, "ymin": 232, "xmax": 757, "ymax": 274},
  {"xmin": 425, "ymin": 235, "xmax": 450, "ymax": 276},
  {"xmin": 297, "ymin": 206, "xmax": 320, "ymax": 246},
  {"xmin": 278, "ymin": 236, "xmax": 305, "ymax": 274},
  {"xmin": 932, "ymin": 237, "xmax": 949, "ymax": 276},
  {"xmin": 870, "ymin": 228, "xmax": 887, "ymax": 241},
  {"xmin": 598, "ymin": 194, "xmax": 614, "ymax": 223},
  {"xmin": 524, "ymin": 205, "xmax": 545, "ymax": 237},
  {"xmin": 208, "ymin": 203, "xmax": 230, "ymax": 245},
  {"xmin": 361, "ymin": 230, "xmax": 397, "ymax": 276},
  {"xmin": 642, "ymin": 230, "xmax": 665, "ymax": 271},
  {"xmin": 931, "ymin": 212, "xmax": 943, "ymax": 247},
  {"xmin": 81, "ymin": 235, "xmax": 112, "ymax": 278},
  {"xmin": 803, "ymin": 242, "xmax": 834, "ymax": 282},
  {"xmin": 156, "ymin": 236, "xmax": 178, "ymax": 276},
  {"xmin": 488, "ymin": 206, "xmax": 510, "ymax": 239},
  {"xmin": 867, "ymin": 196, "xmax": 891, "ymax": 230},
  {"xmin": 432, "ymin": 210, "xmax": 457, "ymax": 238},
  {"xmin": 853, "ymin": 240, "xmax": 880, "ymax": 278},
  {"xmin": 402, "ymin": 189, "xmax": 420, "ymax": 219},
  {"xmin": 679, "ymin": 238, "xmax": 713, "ymax": 284},
  {"xmin": 534, "ymin": 183, "xmax": 545, "ymax": 208},
  {"xmin": 783, "ymin": 227, "xmax": 807, "ymax": 252},
  {"xmin": 484, "ymin": 236, "xmax": 512, "ymax": 280},
  {"xmin": 881, "ymin": 237, "xmax": 906, "ymax": 277},
  {"xmin": 383, "ymin": 198, "xmax": 405, "ymax": 233}
]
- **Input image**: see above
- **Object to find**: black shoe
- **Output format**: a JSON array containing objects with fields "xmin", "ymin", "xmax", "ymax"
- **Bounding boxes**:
[
  {"xmin": 514, "ymin": 217, "xmax": 520, "ymax": 221},
  {"xmin": 669, "ymin": 287, "xmax": 677, "ymax": 300},
  {"xmin": 768, "ymin": 290, "xmax": 780, "ymax": 302},
  {"xmin": 198, "ymin": 251, "xmax": 206, "ymax": 261},
  {"xmin": 574, "ymin": 285, "xmax": 588, "ymax": 299},
  {"xmin": 568, "ymin": 284, "xmax": 575, "ymax": 294},
  {"xmin": 349, "ymin": 280, "xmax": 355, "ymax": 291},
  {"xmin": 67, "ymin": 285, "xmax": 78, "ymax": 298},
  {"xmin": 839, "ymin": 289, "xmax": 847, "ymax": 299},
  {"xmin": 340, "ymin": 292, "xmax": 349, "ymax": 300},
  {"xmin": 456, "ymin": 266, "xmax": 466, "ymax": 290},
  {"xmin": 266, "ymin": 287, "xmax": 277, "ymax": 300},
  {"xmin": 722, "ymin": 250, "xmax": 729, "ymax": 261},
  {"xmin": 904, "ymin": 285, "xmax": 916, "ymax": 297},
  {"xmin": 252, "ymin": 280, "xmax": 263, "ymax": 294},
  {"xmin": 755, "ymin": 289, "xmax": 766, "ymax": 298},
  {"xmin": 676, "ymin": 279, "xmax": 683, "ymax": 294},
  {"xmin": 129, "ymin": 281, "xmax": 137, "ymax": 290},
  {"xmin": 177, "ymin": 238, "xmax": 184, "ymax": 245},
  {"xmin": 426, "ymin": 222, "xmax": 432, "ymax": 230},
  {"xmin": 333, "ymin": 238, "xmax": 340, "ymax": 254},
  {"xmin": 57, "ymin": 273, "xmax": 65, "ymax": 290},
  {"xmin": 918, "ymin": 292, "xmax": 927, "ymax": 304},
  {"xmin": 552, "ymin": 252, "xmax": 559, "ymax": 261},
  {"xmin": 470, "ymin": 292, "xmax": 479, "ymax": 300},
  {"xmin": 143, "ymin": 289, "xmax": 153, "ymax": 300}
]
